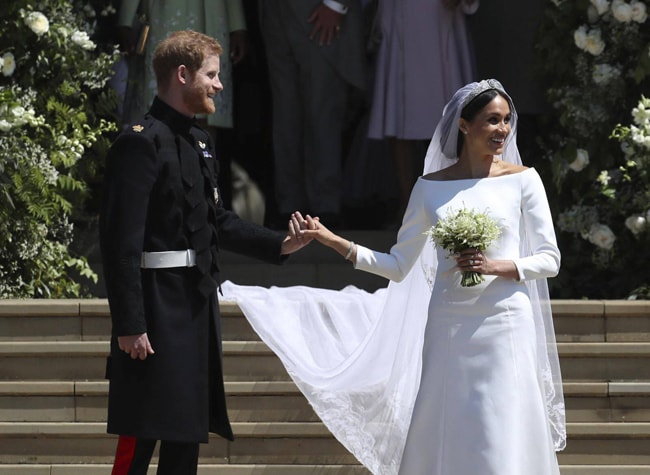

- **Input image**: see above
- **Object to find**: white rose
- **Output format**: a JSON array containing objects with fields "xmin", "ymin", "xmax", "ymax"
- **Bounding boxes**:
[
  {"xmin": 10, "ymin": 106, "xmax": 25, "ymax": 118},
  {"xmin": 25, "ymin": 11, "xmax": 49, "ymax": 36},
  {"xmin": 71, "ymin": 31, "xmax": 96, "ymax": 51},
  {"xmin": 0, "ymin": 120, "xmax": 12, "ymax": 132},
  {"xmin": 569, "ymin": 148, "xmax": 590, "ymax": 171},
  {"xmin": 625, "ymin": 215, "xmax": 647, "ymax": 235},
  {"xmin": 585, "ymin": 29, "xmax": 606, "ymax": 55},
  {"xmin": 631, "ymin": 0, "xmax": 647, "ymax": 22},
  {"xmin": 588, "ymin": 223, "xmax": 616, "ymax": 249},
  {"xmin": 574, "ymin": 25, "xmax": 588, "ymax": 50},
  {"xmin": 612, "ymin": 0, "xmax": 633, "ymax": 22},
  {"xmin": 2, "ymin": 52, "xmax": 16, "ymax": 77},
  {"xmin": 590, "ymin": 0, "xmax": 611, "ymax": 15}
]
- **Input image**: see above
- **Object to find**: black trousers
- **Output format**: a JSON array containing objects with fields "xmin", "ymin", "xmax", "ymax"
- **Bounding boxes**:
[{"xmin": 111, "ymin": 435, "xmax": 200, "ymax": 475}]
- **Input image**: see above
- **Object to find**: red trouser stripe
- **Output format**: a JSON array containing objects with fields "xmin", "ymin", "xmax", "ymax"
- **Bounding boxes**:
[{"xmin": 111, "ymin": 435, "xmax": 137, "ymax": 475}]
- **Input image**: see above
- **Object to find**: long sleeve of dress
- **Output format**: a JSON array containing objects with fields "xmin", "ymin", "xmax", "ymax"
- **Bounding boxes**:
[
  {"xmin": 513, "ymin": 170, "xmax": 561, "ymax": 282},
  {"xmin": 354, "ymin": 183, "xmax": 429, "ymax": 282}
]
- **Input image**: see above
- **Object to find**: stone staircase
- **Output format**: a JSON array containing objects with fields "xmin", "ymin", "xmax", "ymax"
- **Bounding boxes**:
[{"xmin": 1, "ymin": 268, "xmax": 650, "ymax": 473}]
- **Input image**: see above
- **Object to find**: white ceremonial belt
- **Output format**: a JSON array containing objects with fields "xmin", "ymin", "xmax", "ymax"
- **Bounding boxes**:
[{"xmin": 141, "ymin": 250, "xmax": 196, "ymax": 269}]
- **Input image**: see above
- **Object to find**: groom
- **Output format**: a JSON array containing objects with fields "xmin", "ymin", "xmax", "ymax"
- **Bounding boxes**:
[{"xmin": 100, "ymin": 30, "xmax": 312, "ymax": 475}]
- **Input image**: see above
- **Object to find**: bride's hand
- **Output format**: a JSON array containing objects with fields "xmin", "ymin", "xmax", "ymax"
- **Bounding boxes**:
[{"xmin": 294, "ymin": 212, "xmax": 338, "ymax": 246}]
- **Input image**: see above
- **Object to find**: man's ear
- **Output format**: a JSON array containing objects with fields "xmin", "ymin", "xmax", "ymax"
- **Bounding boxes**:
[{"xmin": 176, "ymin": 65, "xmax": 188, "ymax": 85}]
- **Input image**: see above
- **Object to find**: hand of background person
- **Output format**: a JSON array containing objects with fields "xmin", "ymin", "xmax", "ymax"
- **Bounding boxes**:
[
  {"xmin": 308, "ymin": 3, "xmax": 343, "ymax": 46},
  {"xmin": 280, "ymin": 211, "xmax": 317, "ymax": 255},
  {"xmin": 118, "ymin": 333, "xmax": 155, "ymax": 360},
  {"xmin": 229, "ymin": 30, "xmax": 247, "ymax": 65}
]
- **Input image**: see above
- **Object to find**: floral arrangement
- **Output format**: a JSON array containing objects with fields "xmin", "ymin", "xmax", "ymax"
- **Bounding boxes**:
[
  {"xmin": 0, "ymin": 1, "xmax": 119, "ymax": 297},
  {"xmin": 536, "ymin": 0, "xmax": 650, "ymax": 298},
  {"xmin": 424, "ymin": 207, "xmax": 501, "ymax": 287}
]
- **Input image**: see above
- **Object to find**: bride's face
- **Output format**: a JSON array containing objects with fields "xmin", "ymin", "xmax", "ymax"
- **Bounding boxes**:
[{"xmin": 461, "ymin": 95, "xmax": 512, "ymax": 157}]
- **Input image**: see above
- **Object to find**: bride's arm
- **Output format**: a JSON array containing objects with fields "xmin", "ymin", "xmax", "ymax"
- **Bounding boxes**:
[
  {"xmin": 513, "ymin": 169, "xmax": 561, "ymax": 281},
  {"xmin": 299, "ymin": 184, "xmax": 430, "ymax": 282}
]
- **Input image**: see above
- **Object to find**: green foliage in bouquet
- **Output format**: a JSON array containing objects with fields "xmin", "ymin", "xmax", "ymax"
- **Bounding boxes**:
[
  {"xmin": 425, "ymin": 207, "xmax": 501, "ymax": 287},
  {"xmin": 536, "ymin": 0, "xmax": 650, "ymax": 298},
  {"xmin": 0, "ymin": 1, "xmax": 119, "ymax": 297}
]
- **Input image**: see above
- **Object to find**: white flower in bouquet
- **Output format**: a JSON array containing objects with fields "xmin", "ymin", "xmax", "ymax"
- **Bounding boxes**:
[
  {"xmin": 612, "ymin": 0, "xmax": 634, "ymax": 22},
  {"xmin": 569, "ymin": 148, "xmax": 590, "ymax": 171},
  {"xmin": 630, "ymin": 0, "xmax": 647, "ymax": 22},
  {"xmin": 587, "ymin": 223, "xmax": 616, "ymax": 249},
  {"xmin": 590, "ymin": 0, "xmax": 611, "ymax": 15},
  {"xmin": 2, "ymin": 52, "xmax": 15, "ymax": 77},
  {"xmin": 625, "ymin": 215, "xmax": 647, "ymax": 235},
  {"xmin": 424, "ymin": 207, "xmax": 501, "ymax": 287},
  {"xmin": 24, "ymin": 11, "xmax": 49, "ymax": 36}
]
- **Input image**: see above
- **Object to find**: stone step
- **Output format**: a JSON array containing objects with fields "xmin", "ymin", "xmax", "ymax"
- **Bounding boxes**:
[
  {"xmin": 0, "ymin": 422, "xmax": 357, "ymax": 465},
  {"xmin": 1, "ymin": 465, "xmax": 649, "ymax": 475},
  {"xmin": 0, "ymin": 341, "xmax": 286, "ymax": 382},
  {"xmin": 0, "ymin": 465, "xmax": 370, "ymax": 475},
  {"xmin": 2, "ymin": 381, "xmax": 650, "ymax": 424},
  {"xmin": 1, "ymin": 299, "xmax": 649, "ymax": 343},
  {"xmin": 2, "ymin": 340, "xmax": 650, "ymax": 381},
  {"xmin": 0, "ymin": 422, "xmax": 649, "ymax": 465},
  {"xmin": 0, "ymin": 381, "xmax": 317, "ymax": 423}
]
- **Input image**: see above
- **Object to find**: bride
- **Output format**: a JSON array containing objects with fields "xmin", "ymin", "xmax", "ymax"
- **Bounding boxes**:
[{"xmin": 222, "ymin": 79, "xmax": 565, "ymax": 475}]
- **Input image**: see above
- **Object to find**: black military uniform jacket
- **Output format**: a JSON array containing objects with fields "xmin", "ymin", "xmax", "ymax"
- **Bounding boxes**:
[{"xmin": 100, "ymin": 97, "xmax": 286, "ymax": 443}]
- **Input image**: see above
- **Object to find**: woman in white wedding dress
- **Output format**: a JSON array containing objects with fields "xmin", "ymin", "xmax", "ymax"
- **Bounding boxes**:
[{"xmin": 221, "ymin": 79, "xmax": 565, "ymax": 475}]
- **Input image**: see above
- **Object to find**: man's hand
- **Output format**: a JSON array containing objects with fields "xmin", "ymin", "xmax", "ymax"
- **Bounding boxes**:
[
  {"xmin": 280, "ymin": 212, "xmax": 318, "ymax": 255},
  {"xmin": 118, "ymin": 333, "xmax": 155, "ymax": 360},
  {"xmin": 308, "ymin": 3, "xmax": 343, "ymax": 46}
]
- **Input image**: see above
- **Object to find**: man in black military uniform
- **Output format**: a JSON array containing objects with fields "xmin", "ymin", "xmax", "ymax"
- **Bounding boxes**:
[{"xmin": 99, "ymin": 30, "xmax": 312, "ymax": 475}]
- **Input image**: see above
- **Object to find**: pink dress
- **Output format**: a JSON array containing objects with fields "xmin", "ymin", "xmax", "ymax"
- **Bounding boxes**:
[{"xmin": 368, "ymin": 0, "xmax": 478, "ymax": 140}]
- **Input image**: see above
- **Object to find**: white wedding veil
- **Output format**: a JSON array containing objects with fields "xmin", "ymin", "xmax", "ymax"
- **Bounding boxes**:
[{"xmin": 222, "ymin": 79, "xmax": 565, "ymax": 475}]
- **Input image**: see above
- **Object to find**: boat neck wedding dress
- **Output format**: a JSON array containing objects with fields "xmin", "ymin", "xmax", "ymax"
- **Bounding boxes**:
[{"xmin": 222, "ymin": 167, "xmax": 564, "ymax": 475}]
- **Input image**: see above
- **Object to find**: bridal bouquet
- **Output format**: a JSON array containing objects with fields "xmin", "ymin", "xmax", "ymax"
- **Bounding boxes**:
[{"xmin": 425, "ymin": 207, "xmax": 501, "ymax": 287}]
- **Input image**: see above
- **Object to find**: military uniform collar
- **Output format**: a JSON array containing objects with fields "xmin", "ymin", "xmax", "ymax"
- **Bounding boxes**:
[{"xmin": 149, "ymin": 96, "xmax": 196, "ymax": 133}]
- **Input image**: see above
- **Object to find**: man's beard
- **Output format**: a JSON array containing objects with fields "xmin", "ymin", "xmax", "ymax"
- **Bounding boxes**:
[{"xmin": 184, "ymin": 83, "xmax": 216, "ymax": 115}]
